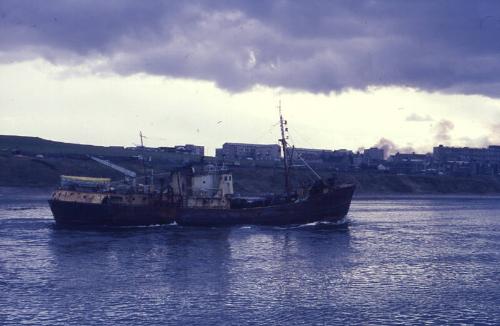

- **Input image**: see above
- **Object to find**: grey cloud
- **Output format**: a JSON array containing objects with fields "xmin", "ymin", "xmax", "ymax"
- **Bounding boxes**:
[
  {"xmin": 1, "ymin": 1, "xmax": 500, "ymax": 95},
  {"xmin": 459, "ymin": 136, "xmax": 491, "ymax": 148},
  {"xmin": 464, "ymin": 123, "xmax": 500, "ymax": 147},
  {"xmin": 406, "ymin": 113, "xmax": 433, "ymax": 122},
  {"xmin": 435, "ymin": 121, "xmax": 500, "ymax": 148},
  {"xmin": 486, "ymin": 123, "xmax": 500, "ymax": 145}
]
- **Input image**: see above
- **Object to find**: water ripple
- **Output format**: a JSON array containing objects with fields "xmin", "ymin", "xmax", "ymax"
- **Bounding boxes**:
[{"xmin": 0, "ymin": 196, "xmax": 499, "ymax": 325}]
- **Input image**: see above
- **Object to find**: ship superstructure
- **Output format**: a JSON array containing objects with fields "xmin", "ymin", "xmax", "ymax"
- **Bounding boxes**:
[
  {"xmin": 170, "ymin": 104, "xmax": 356, "ymax": 227},
  {"xmin": 170, "ymin": 164, "xmax": 233, "ymax": 209}
]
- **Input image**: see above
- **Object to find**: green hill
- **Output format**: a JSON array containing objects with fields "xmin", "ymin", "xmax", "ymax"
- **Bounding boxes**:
[{"xmin": 2, "ymin": 135, "xmax": 500, "ymax": 195}]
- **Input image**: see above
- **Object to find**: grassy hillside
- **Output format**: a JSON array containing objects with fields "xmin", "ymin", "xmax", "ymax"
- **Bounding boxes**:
[
  {"xmin": 0, "ymin": 134, "xmax": 200, "ymax": 187},
  {"xmin": 0, "ymin": 135, "xmax": 129, "ymax": 156},
  {"xmin": 0, "ymin": 135, "xmax": 197, "ymax": 162},
  {"xmin": 230, "ymin": 166, "xmax": 500, "ymax": 195},
  {"xmin": 2, "ymin": 135, "xmax": 500, "ymax": 194}
]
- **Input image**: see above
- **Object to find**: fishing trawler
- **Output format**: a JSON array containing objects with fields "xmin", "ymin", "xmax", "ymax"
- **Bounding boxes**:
[
  {"xmin": 48, "ymin": 137, "xmax": 179, "ymax": 226},
  {"xmin": 49, "ymin": 106, "xmax": 355, "ymax": 227},
  {"xmin": 171, "ymin": 104, "xmax": 356, "ymax": 227}
]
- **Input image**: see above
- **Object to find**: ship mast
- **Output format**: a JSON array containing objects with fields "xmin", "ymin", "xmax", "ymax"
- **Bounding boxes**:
[{"xmin": 278, "ymin": 101, "xmax": 291, "ymax": 197}]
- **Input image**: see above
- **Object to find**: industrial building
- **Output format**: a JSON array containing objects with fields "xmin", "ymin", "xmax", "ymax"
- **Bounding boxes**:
[{"xmin": 215, "ymin": 143, "xmax": 281, "ymax": 161}]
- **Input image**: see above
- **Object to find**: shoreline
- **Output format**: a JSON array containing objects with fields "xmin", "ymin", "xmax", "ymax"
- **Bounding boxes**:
[
  {"xmin": 353, "ymin": 193, "xmax": 500, "ymax": 200},
  {"xmin": 2, "ymin": 186, "xmax": 500, "ymax": 202}
]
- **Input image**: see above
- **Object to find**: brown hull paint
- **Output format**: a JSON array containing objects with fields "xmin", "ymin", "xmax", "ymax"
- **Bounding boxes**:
[
  {"xmin": 175, "ymin": 184, "xmax": 355, "ymax": 227},
  {"xmin": 49, "ymin": 184, "xmax": 355, "ymax": 227},
  {"xmin": 48, "ymin": 199, "xmax": 176, "ymax": 226}
]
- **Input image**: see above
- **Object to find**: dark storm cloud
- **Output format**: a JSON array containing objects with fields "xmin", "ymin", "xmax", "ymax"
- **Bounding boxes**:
[{"xmin": 1, "ymin": 1, "xmax": 500, "ymax": 95}]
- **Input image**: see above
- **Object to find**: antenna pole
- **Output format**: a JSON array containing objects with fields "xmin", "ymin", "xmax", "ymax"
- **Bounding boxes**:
[
  {"xmin": 278, "ymin": 101, "xmax": 291, "ymax": 197},
  {"xmin": 139, "ymin": 131, "xmax": 145, "ymax": 148},
  {"xmin": 139, "ymin": 131, "xmax": 148, "ymax": 185}
]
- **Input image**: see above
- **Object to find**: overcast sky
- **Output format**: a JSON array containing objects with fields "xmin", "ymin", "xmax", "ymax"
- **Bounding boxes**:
[{"xmin": 1, "ymin": 1, "xmax": 500, "ymax": 155}]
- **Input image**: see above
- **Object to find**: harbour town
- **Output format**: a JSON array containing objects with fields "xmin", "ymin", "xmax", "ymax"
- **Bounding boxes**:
[{"xmin": 2, "ymin": 135, "xmax": 500, "ymax": 192}]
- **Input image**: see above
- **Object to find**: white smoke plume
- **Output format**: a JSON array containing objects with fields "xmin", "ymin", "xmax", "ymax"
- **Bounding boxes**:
[
  {"xmin": 434, "ymin": 119, "xmax": 455, "ymax": 145},
  {"xmin": 373, "ymin": 138, "xmax": 416, "ymax": 159}
]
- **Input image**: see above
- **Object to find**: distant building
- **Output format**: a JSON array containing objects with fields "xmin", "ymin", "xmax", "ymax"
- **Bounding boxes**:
[
  {"xmin": 332, "ymin": 149, "xmax": 353, "ymax": 157},
  {"xmin": 215, "ymin": 148, "xmax": 223, "ymax": 159},
  {"xmin": 216, "ymin": 143, "xmax": 281, "ymax": 161},
  {"xmin": 159, "ymin": 144, "xmax": 204, "ymax": 156},
  {"xmin": 292, "ymin": 148, "xmax": 334, "ymax": 163},
  {"xmin": 388, "ymin": 152, "xmax": 432, "ymax": 174},
  {"xmin": 433, "ymin": 145, "xmax": 500, "ymax": 176},
  {"xmin": 389, "ymin": 152, "xmax": 431, "ymax": 163},
  {"xmin": 433, "ymin": 145, "xmax": 500, "ymax": 163},
  {"xmin": 352, "ymin": 153, "xmax": 364, "ymax": 167},
  {"xmin": 133, "ymin": 146, "xmax": 158, "ymax": 152},
  {"xmin": 363, "ymin": 147, "xmax": 385, "ymax": 163},
  {"xmin": 175, "ymin": 144, "xmax": 204, "ymax": 156}
]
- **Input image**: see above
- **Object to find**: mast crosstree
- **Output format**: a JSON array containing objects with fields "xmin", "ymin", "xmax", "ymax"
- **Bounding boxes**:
[{"xmin": 278, "ymin": 101, "xmax": 291, "ymax": 197}]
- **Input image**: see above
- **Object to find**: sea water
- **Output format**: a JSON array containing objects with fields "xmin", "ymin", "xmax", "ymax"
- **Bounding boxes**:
[{"xmin": 0, "ymin": 188, "xmax": 499, "ymax": 325}]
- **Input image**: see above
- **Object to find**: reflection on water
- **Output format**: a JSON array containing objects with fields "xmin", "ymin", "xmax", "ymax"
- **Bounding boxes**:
[{"xmin": 0, "ymin": 192, "xmax": 499, "ymax": 325}]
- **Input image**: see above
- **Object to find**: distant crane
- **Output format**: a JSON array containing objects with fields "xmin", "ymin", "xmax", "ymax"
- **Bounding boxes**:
[{"xmin": 90, "ymin": 156, "xmax": 137, "ymax": 186}]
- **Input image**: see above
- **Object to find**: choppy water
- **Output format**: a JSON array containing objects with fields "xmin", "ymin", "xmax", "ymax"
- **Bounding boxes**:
[{"xmin": 0, "ymin": 189, "xmax": 499, "ymax": 325}]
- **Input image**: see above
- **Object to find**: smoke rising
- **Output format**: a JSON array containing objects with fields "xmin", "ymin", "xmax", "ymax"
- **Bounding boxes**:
[
  {"xmin": 434, "ymin": 119, "xmax": 455, "ymax": 145},
  {"xmin": 373, "ymin": 138, "xmax": 416, "ymax": 159}
]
